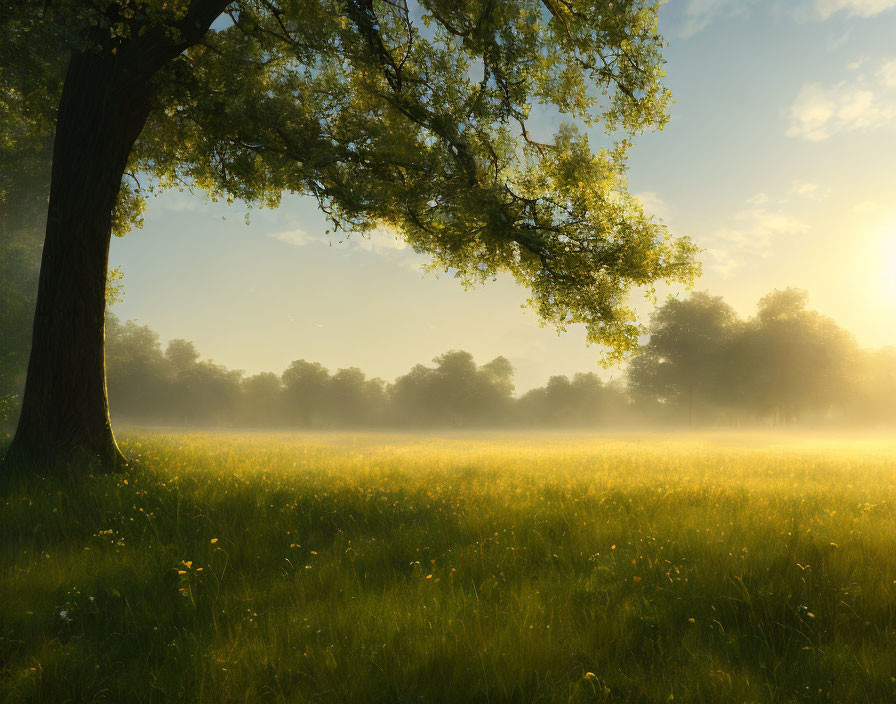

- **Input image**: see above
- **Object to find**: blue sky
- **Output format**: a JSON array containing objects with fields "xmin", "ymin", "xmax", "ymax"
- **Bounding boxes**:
[{"xmin": 109, "ymin": 0, "xmax": 896, "ymax": 392}]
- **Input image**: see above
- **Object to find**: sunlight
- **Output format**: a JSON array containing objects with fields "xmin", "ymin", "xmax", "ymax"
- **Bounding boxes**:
[{"xmin": 878, "ymin": 225, "xmax": 896, "ymax": 306}]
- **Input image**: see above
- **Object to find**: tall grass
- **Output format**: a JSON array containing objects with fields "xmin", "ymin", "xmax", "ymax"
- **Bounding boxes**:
[{"xmin": 2, "ymin": 431, "xmax": 896, "ymax": 702}]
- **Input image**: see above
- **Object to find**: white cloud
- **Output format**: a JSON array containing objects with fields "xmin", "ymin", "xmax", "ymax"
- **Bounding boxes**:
[
  {"xmin": 269, "ymin": 228, "xmax": 313, "ymax": 246},
  {"xmin": 680, "ymin": 0, "xmax": 733, "ymax": 38},
  {"xmin": 742, "ymin": 183, "xmax": 827, "ymax": 209},
  {"xmin": 679, "ymin": 0, "xmax": 757, "ymax": 38},
  {"xmin": 705, "ymin": 248, "xmax": 742, "ymax": 277},
  {"xmin": 879, "ymin": 59, "xmax": 896, "ymax": 87},
  {"xmin": 703, "ymin": 196, "xmax": 812, "ymax": 276},
  {"xmin": 634, "ymin": 191, "xmax": 672, "ymax": 222},
  {"xmin": 746, "ymin": 192, "xmax": 770, "ymax": 206},
  {"xmin": 786, "ymin": 61, "xmax": 896, "ymax": 141},
  {"xmin": 155, "ymin": 191, "xmax": 202, "ymax": 213},
  {"xmin": 269, "ymin": 224, "xmax": 409, "ymax": 254},
  {"xmin": 852, "ymin": 199, "xmax": 881, "ymax": 215},
  {"xmin": 718, "ymin": 208, "xmax": 810, "ymax": 256},
  {"xmin": 355, "ymin": 225, "xmax": 408, "ymax": 253},
  {"xmin": 814, "ymin": 0, "xmax": 896, "ymax": 19},
  {"xmin": 269, "ymin": 222, "xmax": 422, "ymax": 274},
  {"xmin": 828, "ymin": 29, "xmax": 853, "ymax": 50},
  {"xmin": 789, "ymin": 181, "xmax": 830, "ymax": 200},
  {"xmin": 786, "ymin": 84, "xmax": 838, "ymax": 141}
]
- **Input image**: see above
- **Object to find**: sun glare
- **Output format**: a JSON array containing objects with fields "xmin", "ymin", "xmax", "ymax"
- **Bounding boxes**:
[{"xmin": 879, "ymin": 227, "xmax": 896, "ymax": 306}]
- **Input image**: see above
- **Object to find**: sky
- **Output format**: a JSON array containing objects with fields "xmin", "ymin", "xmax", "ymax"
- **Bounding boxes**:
[{"xmin": 108, "ymin": 0, "xmax": 896, "ymax": 393}]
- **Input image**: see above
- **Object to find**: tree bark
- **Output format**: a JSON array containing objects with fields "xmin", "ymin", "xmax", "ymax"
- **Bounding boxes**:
[{"xmin": 3, "ymin": 51, "xmax": 154, "ymax": 476}]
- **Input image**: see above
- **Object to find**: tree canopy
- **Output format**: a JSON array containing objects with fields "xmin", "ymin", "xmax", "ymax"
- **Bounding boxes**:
[{"xmin": 5, "ymin": 0, "xmax": 697, "ymax": 359}]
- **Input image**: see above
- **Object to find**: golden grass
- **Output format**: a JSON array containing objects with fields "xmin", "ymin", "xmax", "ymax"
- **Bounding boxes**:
[{"xmin": 2, "ymin": 430, "xmax": 896, "ymax": 702}]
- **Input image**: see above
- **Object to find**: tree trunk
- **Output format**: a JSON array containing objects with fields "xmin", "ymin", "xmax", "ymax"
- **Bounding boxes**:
[
  {"xmin": 2, "ymin": 2, "xmax": 230, "ymax": 477},
  {"xmin": 3, "ymin": 51, "xmax": 154, "ymax": 476}
]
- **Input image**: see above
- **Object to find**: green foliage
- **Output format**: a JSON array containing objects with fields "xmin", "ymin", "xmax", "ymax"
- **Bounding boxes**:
[
  {"xmin": 4, "ymin": 0, "xmax": 698, "ymax": 364},
  {"xmin": 0, "ymin": 395, "xmax": 15, "ymax": 429},
  {"xmin": 104, "ymin": 266, "xmax": 125, "ymax": 305},
  {"xmin": 3, "ymin": 431, "xmax": 896, "ymax": 702}
]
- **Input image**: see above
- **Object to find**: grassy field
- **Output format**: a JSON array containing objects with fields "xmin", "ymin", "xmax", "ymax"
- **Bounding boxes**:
[{"xmin": 2, "ymin": 431, "xmax": 896, "ymax": 703}]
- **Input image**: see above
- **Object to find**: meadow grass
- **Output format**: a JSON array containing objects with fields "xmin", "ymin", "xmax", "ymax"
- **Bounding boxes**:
[{"xmin": 2, "ymin": 430, "xmax": 896, "ymax": 703}]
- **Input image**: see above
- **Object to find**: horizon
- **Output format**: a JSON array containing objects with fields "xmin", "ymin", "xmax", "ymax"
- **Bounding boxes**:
[{"xmin": 105, "ymin": 284, "xmax": 892, "ymax": 396}]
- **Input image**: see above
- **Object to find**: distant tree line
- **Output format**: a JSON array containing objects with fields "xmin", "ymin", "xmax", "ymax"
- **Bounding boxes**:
[
  {"xmin": 2, "ymin": 288, "xmax": 894, "ymax": 430},
  {"xmin": 97, "ymin": 288, "xmax": 894, "ymax": 429},
  {"xmin": 101, "ymin": 316, "xmax": 633, "ymax": 428}
]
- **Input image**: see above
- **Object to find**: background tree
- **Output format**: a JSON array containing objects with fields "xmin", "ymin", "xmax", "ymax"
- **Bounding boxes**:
[
  {"xmin": 106, "ymin": 321, "xmax": 246, "ymax": 425},
  {"xmin": 731, "ymin": 289, "xmax": 858, "ymax": 424},
  {"xmin": 0, "ymin": 7, "xmax": 65, "ymax": 424},
  {"xmin": 105, "ymin": 315, "xmax": 172, "ymax": 422},
  {"xmin": 389, "ymin": 351, "xmax": 515, "ymax": 426},
  {"xmin": 175, "ymin": 360, "xmax": 244, "ymax": 426},
  {"xmin": 477, "ymin": 356, "xmax": 516, "ymax": 422},
  {"xmin": 241, "ymin": 372, "xmax": 284, "ymax": 427},
  {"xmin": 518, "ymin": 372, "xmax": 623, "ymax": 426},
  {"xmin": 627, "ymin": 292, "xmax": 741, "ymax": 424},
  {"xmin": 165, "ymin": 339, "xmax": 201, "ymax": 376},
  {"xmin": 849, "ymin": 347, "xmax": 896, "ymax": 425},
  {"xmin": 328, "ymin": 367, "xmax": 387, "ymax": 427},
  {"xmin": 2, "ymin": 0, "xmax": 697, "ymax": 474},
  {"xmin": 281, "ymin": 360, "xmax": 331, "ymax": 428}
]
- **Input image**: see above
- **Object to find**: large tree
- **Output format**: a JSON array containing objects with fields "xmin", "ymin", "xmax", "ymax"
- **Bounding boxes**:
[{"xmin": 2, "ymin": 0, "xmax": 697, "ymax": 475}]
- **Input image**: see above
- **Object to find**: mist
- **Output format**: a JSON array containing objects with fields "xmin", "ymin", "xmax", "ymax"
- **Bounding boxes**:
[{"xmin": 66, "ymin": 289, "xmax": 891, "ymax": 431}]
